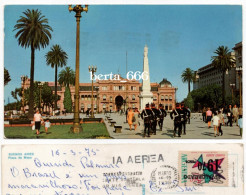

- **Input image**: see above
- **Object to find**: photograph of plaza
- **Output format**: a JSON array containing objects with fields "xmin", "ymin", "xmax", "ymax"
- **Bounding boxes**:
[{"xmin": 3, "ymin": 5, "xmax": 243, "ymax": 139}]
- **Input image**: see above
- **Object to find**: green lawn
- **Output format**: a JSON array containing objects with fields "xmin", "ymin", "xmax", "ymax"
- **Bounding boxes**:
[{"xmin": 4, "ymin": 123, "xmax": 110, "ymax": 139}]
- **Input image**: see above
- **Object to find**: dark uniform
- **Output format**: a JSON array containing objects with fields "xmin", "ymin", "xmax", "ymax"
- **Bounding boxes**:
[
  {"xmin": 170, "ymin": 103, "xmax": 182, "ymax": 137},
  {"xmin": 180, "ymin": 104, "xmax": 190, "ymax": 135},
  {"xmin": 141, "ymin": 104, "xmax": 153, "ymax": 137},
  {"xmin": 151, "ymin": 103, "xmax": 159, "ymax": 135},
  {"xmin": 158, "ymin": 104, "xmax": 167, "ymax": 130}
]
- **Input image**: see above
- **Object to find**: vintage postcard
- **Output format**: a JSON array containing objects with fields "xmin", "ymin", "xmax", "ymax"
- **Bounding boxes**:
[
  {"xmin": 1, "ymin": 144, "xmax": 244, "ymax": 194},
  {"xmin": 3, "ymin": 5, "xmax": 243, "ymax": 139}
]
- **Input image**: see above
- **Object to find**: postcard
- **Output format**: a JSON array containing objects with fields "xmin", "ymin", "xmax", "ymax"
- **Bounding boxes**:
[
  {"xmin": 3, "ymin": 4, "xmax": 243, "ymax": 139},
  {"xmin": 1, "ymin": 143, "xmax": 244, "ymax": 194}
]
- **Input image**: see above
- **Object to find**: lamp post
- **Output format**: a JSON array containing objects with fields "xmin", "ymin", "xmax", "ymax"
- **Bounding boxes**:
[
  {"xmin": 88, "ymin": 65, "xmax": 97, "ymax": 118},
  {"xmin": 68, "ymin": 5, "xmax": 88, "ymax": 133},
  {"xmin": 236, "ymin": 66, "xmax": 243, "ymax": 108},
  {"xmin": 230, "ymin": 83, "xmax": 235, "ymax": 104},
  {"xmin": 21, "ymin": 75, "xmax": 28, "ymax": 113},
  {"xmin": 95, "ymin": 86, "xmax": 99, "ymax": 113},
  {"xmin": 38, "ymin": 82, "xmax": 43, "ymax": 111}
]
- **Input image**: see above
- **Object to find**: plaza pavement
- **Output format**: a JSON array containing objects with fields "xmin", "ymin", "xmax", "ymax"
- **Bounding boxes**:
[
  {"xmin": 97, "ymin": 112, "xmax": 242, "ymax": 139},
  {"xmin": 41, "ymin": 112, "xmax": 242, "ymax": 139}
]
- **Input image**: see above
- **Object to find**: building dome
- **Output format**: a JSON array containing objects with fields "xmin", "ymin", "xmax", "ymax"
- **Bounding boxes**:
[{"xmin": 159, "ymin": 78, "xmax": 172, "ymax": 87}]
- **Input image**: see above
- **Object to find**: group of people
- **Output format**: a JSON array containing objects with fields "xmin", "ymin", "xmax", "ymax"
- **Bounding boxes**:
[
  {"xmin": 33, "ymin": 110, "xmax": 51, "ymax": 135},
  {"xmin": 135, "ymin": 103, "xmax": 167, "ymax": 137},
  {"xmin": 170, "ymin": 103, "xmax": 191, "ymax": 137},
  {"xmin": 203, "ymin": 105, "xmax": 243, "ymax": 137}
]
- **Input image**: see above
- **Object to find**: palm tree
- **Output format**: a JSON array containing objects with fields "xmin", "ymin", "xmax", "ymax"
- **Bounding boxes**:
[
  {"xmin": 14, "ymin": 9, "xmax": 52, "ymax": 118},
  {"xmin": 211, "ymin": 46, "xmax": 235, "ymax": 106},
  {"xmin": 4, "ymin": 68, "xmax": 11, "ymax": 86},
  {"xmin": 58, "ymin": 67, "xmax": 75, "ymax": 113},
  {"xmin": 45, "ymin": 44, "xmax": 68, "ymax": 110},
  {"xmin": 181, "ymin": 68, "xmax": 195, "ymax": 93},
  {"xmin": 58, "ymin": 67, "xmax": 75, "ymax": 87}
]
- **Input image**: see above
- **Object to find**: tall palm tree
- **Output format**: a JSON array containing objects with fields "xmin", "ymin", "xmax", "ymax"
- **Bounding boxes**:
[
  {"xmin": 14, "ymin": 9, "xmax": 52, "ymax": 118},
  {"xmin": 211, "ymin": 46, "xmax": 235, "ymax": 106},
  {"xmin": 181, "ymin": 68, "xmax": 195, "ymax": 93},
  {"xmin": 58, "ymin": 67, "xmax": 75, "ymax": 87},
  {"xmin": 45, "ymin": 44, "xmax": 68, "ymax": 110}
]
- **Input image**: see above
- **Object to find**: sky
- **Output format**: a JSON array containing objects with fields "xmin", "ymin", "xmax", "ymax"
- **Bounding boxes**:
[{"xmin": 4, "ymin": 5, "xmax": 242, "ymax": 104}]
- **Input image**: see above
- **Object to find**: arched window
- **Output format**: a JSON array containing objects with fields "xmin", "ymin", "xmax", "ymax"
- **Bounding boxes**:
[
  {"xmin": 132, "ymin": 104, "xmax": 135, "ymax": 108},
  {"xmin": 153, "ymin": 96, "xmax": 157, "ymax": 101},
  {"xmin": 103, "ymin": 95, "xmax": 107, "ymax": 101},
  {"xmin": 161, "ymin": 95, "xmax": 164, "ymax": 101},
  {"xmin": 110, "ymin": 96, "xmax": 113, "ymax": 102},
  {"xmin": 103, "ymin": 103, "xmax": 106, "ymax": 109},
  {"xmin": 165, "ymin": 95, "xmax": 168, "ymax": 100},
  {"xmin": 132, "ymin": 95, "xmax": 136, "ymax": 100},
  {"xmin": 169, "ymin": 95, "xmax": 172, "ymax": 100}
]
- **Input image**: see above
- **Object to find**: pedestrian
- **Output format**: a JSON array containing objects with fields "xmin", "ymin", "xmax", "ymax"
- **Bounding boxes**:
[
  {"xmin": 238, "ymin": 105, "xmax": 243, "ymax": 118},
  {"xmin": 127, "ymin": 108, "xmax": 134, "ymax": 131},
  {"xmin": 212, "ymin": 112, "xmax": 220, "ymax": 137},
  {"xmin": 238, "ymin": 115, "xmax": 243, "ymax": 136},
  {"xmin": 44, "ymin": 118, "xmax": 51, "ymax": 134},
  {"xmin": 132, "ymin": 108, "xmax": 140, "ymax": 131},
  {"xmin": 141, "ymin": 103, "xmax": 153, "ymax": 137},
  {"xmin": 226, "ymin": 107, "xmax": 233, "ymax": 127},
  {"xmin": 202, "ymin": 107, "xmax": 207, "ymax": 122},
  {"xmin": 125, "ymin": 108, "xmax": 129, "ymax": 123},
  {"xmin": 180, "ymin": 103, "xmax": 190, "ymax": 135},
  {"xmin": 206, "ymin": 107, "xmax": 212, "ymax": 128},
  {"xmin": 158, "ymin": 104, "xmax": 167, "ymax": 131},
  {"xmin": 232, "ymin": 105, "xmax": 239, "ymax": 124},
  {"xmin": 150, "ymin": 103, "xmax": 158, "ymax": 135},
  {"xmin": 170, "ymin": 103, "xmax": 182, "ymax": 137},
  {"xmin": 218, "ymin": 110, "xmax": 224, "ymax": 136},
  {"xmin": 33, "ymin": 109, "xmax": 43, "ymax": 135}
]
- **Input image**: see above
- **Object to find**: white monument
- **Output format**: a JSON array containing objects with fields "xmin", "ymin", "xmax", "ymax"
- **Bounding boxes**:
[{"xmin": 140, "ymin": 45, "xmax": 153, "ymax": 110}]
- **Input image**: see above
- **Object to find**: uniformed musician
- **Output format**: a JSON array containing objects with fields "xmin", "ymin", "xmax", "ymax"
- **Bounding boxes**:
[
  {"xmin": 141, "ymin": 103, "xmax": 153, "ymax": 137},
  {"xmin": 180, "ymin": 103, "xmax": 190, "ymax": 135},
  {"xmin": 151, "ymin": 103, "xmax": 159, "ymax": 135},
  {"xmin": 170, "ymin": 103, "xmax": 182, "ymax": 137},
  {"xmin": 158, "ymin": 103, "xmax": 167, "ymax": 130}
]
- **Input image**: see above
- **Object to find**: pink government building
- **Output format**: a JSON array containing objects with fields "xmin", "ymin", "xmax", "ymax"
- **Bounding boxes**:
[{"xmin": 22, "ymin": 77, "xmax": 177, "ymax": 113}]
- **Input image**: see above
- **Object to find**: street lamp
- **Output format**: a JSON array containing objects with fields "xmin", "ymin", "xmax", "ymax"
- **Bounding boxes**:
[
  {"xmin": 88, "ymin": 65, "xmax": 97, "ymax": 118},
  {"xmin": 21, "ymin": 75, "xmax": 28, "ymax": 113},
  {"xmin": 230, "ymin": 83, "xmax": 235, "ymax": 104},
  {"xmin": 38, "ymin": 82, "xmax": 44, "ymax": 111},
  {"xmin": 95, "ymin": 86, "xmax": 99, "ymax": 113},
  {"xmin": 68, "ymin": 5, "xmax": 88, "ymax": 133},
  {"xmin": 236, "ymin": 66, "xmax": 243, "ymax": 108}
]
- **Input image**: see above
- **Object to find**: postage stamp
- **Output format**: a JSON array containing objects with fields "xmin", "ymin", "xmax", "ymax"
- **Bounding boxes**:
[{"xmin": 179, "ymin": 151, "xmax": 228, "ymax": 187}]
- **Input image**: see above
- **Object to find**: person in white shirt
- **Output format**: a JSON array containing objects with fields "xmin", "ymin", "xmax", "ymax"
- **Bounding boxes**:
[
  {"xmin": 212, "ymin": 112, "xmax": 220, "ymax": 137},
  {"xmin": 44, "ymin": 118, "xmax": 51, "ymax": 134},
  {"xmin": 33, "ymin": 110, "xmax": 43, "ymax": 135}
]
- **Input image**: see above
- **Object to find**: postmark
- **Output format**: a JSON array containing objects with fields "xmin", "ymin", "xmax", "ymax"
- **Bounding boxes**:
[
  {"xmin": 179, "ymin": 151, "xmax": 228, "ymax": 186},
  {"xmin": 149, "ymin": 165, "xmax": 179, "ymax": 191}
]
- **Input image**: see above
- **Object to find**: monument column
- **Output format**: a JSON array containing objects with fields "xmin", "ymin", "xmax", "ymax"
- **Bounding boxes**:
[{"xmin": 140, "ymin": 45, "xmax": 153, "ymax": 110}]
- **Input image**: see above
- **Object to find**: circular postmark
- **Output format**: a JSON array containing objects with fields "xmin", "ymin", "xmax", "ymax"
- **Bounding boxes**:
[{"xmin": 149, "ymin": 165, "xmax": 178, "ymax": 191}]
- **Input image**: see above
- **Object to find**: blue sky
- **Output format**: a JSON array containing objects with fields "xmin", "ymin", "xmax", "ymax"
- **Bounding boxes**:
[{"xmin": 4, "ymin": 5, "xmax": 242, "ymax": 104}]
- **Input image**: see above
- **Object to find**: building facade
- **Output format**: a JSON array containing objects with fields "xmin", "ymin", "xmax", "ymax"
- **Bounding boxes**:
[
  {"xmin": 22, "ymin": 77, "xmax": 176, "ymax": 113},
  {"xmin": 193, "ymin": 42, "xmax": 242, "ymax": 99}
]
